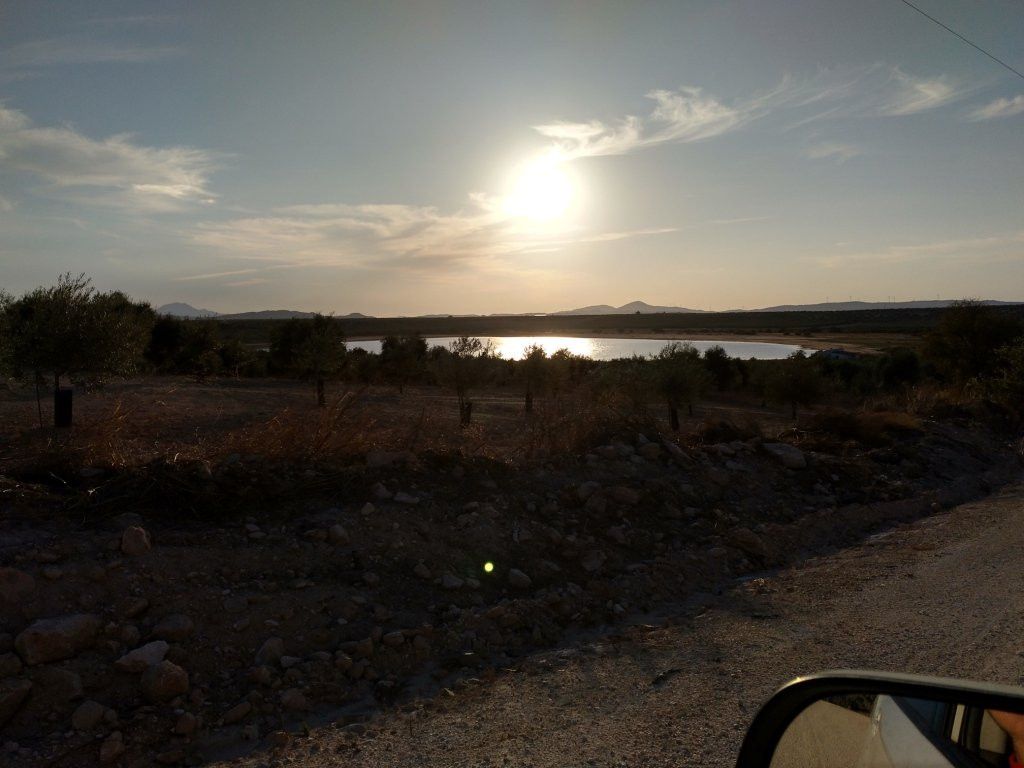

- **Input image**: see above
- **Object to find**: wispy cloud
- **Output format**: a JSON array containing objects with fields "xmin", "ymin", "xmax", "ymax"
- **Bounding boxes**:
[
  {"xmin": 532, "ymin": 86, "xmax": 766, "ymax": 159},
  {"xmin": 967, "ymin": 95, "xmax": 1024, "ymax": 121},
  {"xmin": 815, "ymin": 231, "xmax": 1024, "ymax": 268},
  {"xmin": 805, "ymin": 141, "xmax": 863, "ymax": 163},
  {"xmin": 874, "ymin": 70, "xmax": 959, "ymax": 116},
  {"xmin": 0, "ymin": 104, "xmax": 218, "ymax": 210},
  {"xmin": 1, "ymin": 37, "xmax": 181, "ymax": 70}
]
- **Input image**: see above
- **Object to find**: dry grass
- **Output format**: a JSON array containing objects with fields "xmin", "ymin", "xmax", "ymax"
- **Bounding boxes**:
[{"xmin": 806, "ymin": 409, "xmax": 922, "ymax": 447}]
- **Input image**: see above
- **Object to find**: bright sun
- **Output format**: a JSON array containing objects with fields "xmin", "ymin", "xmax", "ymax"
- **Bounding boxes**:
[{"xmin": 503, "ymin": 155, "xmax": 573, "ymax": 221}]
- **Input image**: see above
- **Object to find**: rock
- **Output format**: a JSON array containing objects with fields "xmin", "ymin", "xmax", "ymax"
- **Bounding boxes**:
[
  {"xmin": 638, "ymin": 442, "xmax": 663, "ymax": 461},
  {"xmin": 584, "ymin": 494, "xmax": 607, "ymax": 515},
  {"xmin": 394, "ymin": 491, "xmax": 419, "ymax": 505},
  {"xmin": 41, "ymin": 566, "xmax": 63, "ymax": 580},
  {"xmin": 221, "ymin": 700, "xmax": 252, "ymax": 724},
  {"xmin": 507, "ymin": 569, "xmax": 532, "ymax": 589},
  {"xmin": 72, "ymin": 700, "xmax": 106, "ymax": 731},
  {"xmin": 577, "ymin": 481, "xmax": 601, "ymax": 502},
  {"xmin": 762, "ymin": 442, "xmax": 807, "ymax": 469},
  {"xmin": 581, "ymin": 550, "xmax": 607, "ymax": 573},
  {"xmin": 173, "ymin": 712, "xmax": 197, "ymax": 735},
  {"xmin": 115, "ymin": 640, "xmax": 169, "ymax": 673},
  {"xmin": 362, "ymin": 572, "xmax": 381, "ymax": 587},
  {"xmin": 122, "ymin": 597, "xmax": 150, "ymax": 618},
  {"xmin": 729, "ymin": 527, "xmax": 768, "ymax": 563},
  {"xmin": 0, "ymin": 653, "xmax": 22, "ymax": 677},
  {"xmin": 328, "ymin": 524, "xmax": 350, "ymax": 545},
  {"xmin": 381, "ymin": 631, "xmax": 404, "ymax": 648},
  {"xmin": 414, "ymin": 562, "xmax": 432, "ymax": 580},
  {"xmin": 442, "ymin": 573, "xmax": 464, "ymax": 590},
  {"xmin": 140, "ymin": 660, "xmax": 190, "ymax": 702},
  {"xmin": 279, "ymin": 655, "xmax": 302, "ymax": 669},
  {"xmin": 99, "ymin": 731, "xmax": 124, "ymax": 764},
  {"xmin": 156, "ymin": 748, "xmax": 186, "ymax": 764},
  {"xmin": 120, "ymin": 526, "xmax": 152, "ymax": 556},
  {"xmin": 0, "ymin": 568, "xmax": 36, "ymax": 603},
  {"xmin": 223, "ymin": 595, "xmax": 248, "ymax": 614},
  {"xmin": 609, "ymin": 486, "xmax": 640, "ymax": 505},
  {"xmin": 255, "ymin": 637, "xmax": 285, "ymax": 666},
  {"xmin": 365, "ymin": 450, "xmax": 403, "ymax": 469},
  {"xmin": 151, "ymin": 614, "xmax": 194, "ymax": 642},
  {"xmin": 29, "ymin": 666, "xmax": 82, "ymax": 703},
  {"xmin": 280, "ymin": 688, "xmax": 308, "ymax": 711},
  {"xmin": 0, "ymin": 679, "xmax": 32, "ymax": 727},
  {"xmin": 14, "ymin": 614, "xmax": 101, "ymax": 665}
]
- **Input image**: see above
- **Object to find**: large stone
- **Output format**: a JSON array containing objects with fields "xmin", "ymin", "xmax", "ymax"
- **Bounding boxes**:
[
  {"xmin": 327, "ymin": 524, "xmax": 350, "ymax": 545},
  {"xmin": 99, "ymin": 731, "xmax": 125, "ymax": 764},
  {"xmin": 280, "ymin": 688, "xmax": 308, "ymax": 710},
  {"xmin": 14, "ymin": 614, "xmax": 101, "ymax": 665},
  {"xmin": 0, "ymin": 568, "xmax": 35, "ymax": 603},
  {"xmin": 120, "ymin": 526, "xmax": 152, "ymax": 556},
  {"xmin": 255, "ymin": 637, "xmax": 285, "ymax": 666},
  {"xmin": 72, "ymin": 700, "xmax": 107, "ymax": 731},
  {"xmin": 151, "ymin": 614, "xmax": 194, "ymax": 642},
  {"xmin": 761, "ymin": 442, "xmax": 807, "ymax": 469},
  {"xmin": 221, "ymin": 700, "xmax": 252, "ymax": 724},
  {"xmin": 0, "ymin": 678, "xmax": 32, "ymax": 727},
  {"xmin": 114, "ymin": 640, "xmax": 169, "ymax": 673},
  {"xmin": 729, "ymin": 527, "xmax": 768, "ymax": 563},
  {"xmin": 507, "ymin": 569, "xmax": 532, "ymax": 589},
  {"xmin": 140, "ymin": 660, "xmax": 189, "ymax": 702},
  {"xmin": 29, "ymin": 665, "xmax": 83, "ymax": 704}
]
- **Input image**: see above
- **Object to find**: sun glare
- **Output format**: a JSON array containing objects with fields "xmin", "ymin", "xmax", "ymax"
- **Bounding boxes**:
[{"xmin": 503, "ymin": 154, "xmax": 573, "ymax": 221}]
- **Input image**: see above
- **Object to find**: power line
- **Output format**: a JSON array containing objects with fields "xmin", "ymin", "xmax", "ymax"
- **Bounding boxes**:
[{"xmin": 898, "ymin": 0, "xmax": 1024, "ymax": 81}]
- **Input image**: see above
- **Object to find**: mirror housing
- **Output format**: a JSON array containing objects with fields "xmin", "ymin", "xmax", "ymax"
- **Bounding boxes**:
[{"xmin": 737, "ymin": 670, "xmax": 1024, "ymax": 768}]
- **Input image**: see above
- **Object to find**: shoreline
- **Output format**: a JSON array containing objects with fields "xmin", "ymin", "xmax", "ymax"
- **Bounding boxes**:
[{"xmin": 346, "ymin": 331, "xmax": 910, "ymax": 354}]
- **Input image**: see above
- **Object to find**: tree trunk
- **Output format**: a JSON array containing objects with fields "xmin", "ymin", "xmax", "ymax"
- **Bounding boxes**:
[
  {"xmin": 668, "ymin": 403, "xmax": 680, "ymax": 432},
  {"xmin": 525, "ymin": 389, "xmax": 533, "ymax": 414}
]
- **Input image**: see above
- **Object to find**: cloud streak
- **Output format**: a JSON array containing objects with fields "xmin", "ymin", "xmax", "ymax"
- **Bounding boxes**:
[
  {"xmin": 0, "ymin": 104, "xmax": 218, "ymax": 210},
  {"xmin": 967, "ymin": 95, "xmax": 1024, "ymax": 121},
  {"xmin": 875, "ymin": 70, "xmax": 958, "ymax": 116},
  {"xmin": 805, "ymin": 141, "xmax": 862, "ymax": 163},
  {"xmin": 815, "ymin": 231, "xmax": 1024, "ymax": 268},
  {"xmin": 0, "ymin": 37, "xmax": 181, "ymax": 70},
  {"xmin": 532, "ymin": 87, "xmax": 761, "ymax": 159}
]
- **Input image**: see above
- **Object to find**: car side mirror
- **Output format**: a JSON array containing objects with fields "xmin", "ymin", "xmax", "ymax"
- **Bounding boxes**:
[{"xmin": 737, "ymin": 670, "xmax": 1024, "ymax": 768}]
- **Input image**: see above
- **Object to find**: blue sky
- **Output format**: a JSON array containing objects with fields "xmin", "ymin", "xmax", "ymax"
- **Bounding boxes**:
[{"xmin": 1, "ymin": 1, "xmax": 1022, "ymax": 315}]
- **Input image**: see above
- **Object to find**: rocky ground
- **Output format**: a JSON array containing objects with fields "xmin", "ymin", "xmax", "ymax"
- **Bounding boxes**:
[{"xmin": 0, "ymin": 403, "xmax": 1020, "ymax": 767}]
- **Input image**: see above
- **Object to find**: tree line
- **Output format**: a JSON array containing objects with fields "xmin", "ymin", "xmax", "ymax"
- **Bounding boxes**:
[{"xmin": 2, "ymin": 276, "xmax": 1022, "ymax": 428}]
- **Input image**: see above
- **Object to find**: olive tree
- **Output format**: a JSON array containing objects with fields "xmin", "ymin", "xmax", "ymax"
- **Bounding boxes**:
[
  {"xmin": 296, "ymin": 315, "xmax": 347, "ymax": 406},
  {"xmin": 654, "ymin": 342, "xmax": 706, "ymax": 430},
  {"xmin": 4, "ymin": 274, "xmax": 154, "ymax": 426},
  {"xmin": 519, "ymin": 343, "xmax": 548, "ymax": 414},
  {"xmin": 380, "ymin": 334, "xmax": 427, "ymax": 393},
  {"xmin": 767, "ymin": 351, "xmax": 823, "ymax": 419},
  {"xmin": 431, "ymin": 336, "xmax": 495, "ymax": 426}
]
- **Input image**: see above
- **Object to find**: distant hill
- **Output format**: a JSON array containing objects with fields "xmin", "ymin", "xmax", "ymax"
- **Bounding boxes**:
[
  {"xmin": 156, "ymin": 302, "xmax": 219, "ymax": 318},
  {"xmin": 216, "ymin": 310, "xmax": 376, "ymax": 320},
  {"xmin": 552, "ymin": 300, "xmax": 704, "ymax": 315},
  {"xmin": 752, "ymin": 299, "xmax": 1022, "ymax": 312}
]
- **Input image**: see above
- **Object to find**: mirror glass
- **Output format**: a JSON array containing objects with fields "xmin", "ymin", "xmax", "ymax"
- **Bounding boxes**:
[{"xmin": 770, "ymin": 693, "xmax": 1024, "ymax": 768}]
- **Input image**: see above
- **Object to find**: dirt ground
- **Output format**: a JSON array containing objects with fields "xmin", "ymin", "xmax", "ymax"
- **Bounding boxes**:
[
  {"xmin": 233, "ymin": 480, "xmax": 1024, "ymax": 768},
  {"xmin": 0, "ymin": 376, "xmax": 1019, "ymax": 767}
]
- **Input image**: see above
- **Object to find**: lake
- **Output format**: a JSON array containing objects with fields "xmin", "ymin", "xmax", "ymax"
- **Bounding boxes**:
[{"xmin": 346, "ymin": 336, "xmax": 805, "ymax": 361}]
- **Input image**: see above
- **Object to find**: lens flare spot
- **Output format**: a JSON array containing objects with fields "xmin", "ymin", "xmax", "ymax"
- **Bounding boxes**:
[{"xmin": 483, "ymin": 561, "xmax": 494, "ymax": 573}]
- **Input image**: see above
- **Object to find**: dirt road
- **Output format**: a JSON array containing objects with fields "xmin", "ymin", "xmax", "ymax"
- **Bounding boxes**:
[{"xmin": 216, "ymin": 479, "xmax": 1024, "ymax": 768}]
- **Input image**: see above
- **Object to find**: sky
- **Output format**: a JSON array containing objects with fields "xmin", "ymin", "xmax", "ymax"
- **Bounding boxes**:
[{"xmin": 1, "ymin": 1, "xmax": 1022, "ymax": 316}]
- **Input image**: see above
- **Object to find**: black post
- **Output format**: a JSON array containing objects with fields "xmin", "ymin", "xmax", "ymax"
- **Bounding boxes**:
[{"xmin": 54, "ymin": 387, "xmax": 73, "ymax": 428}]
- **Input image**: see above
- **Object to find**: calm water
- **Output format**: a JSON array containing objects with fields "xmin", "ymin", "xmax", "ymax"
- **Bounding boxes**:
[{"xmin": 347, "ymin": 336, "xmax": 805, "ymax": 361}]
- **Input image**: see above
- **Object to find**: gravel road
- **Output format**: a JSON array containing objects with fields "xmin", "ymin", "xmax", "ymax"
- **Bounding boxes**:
[{"xmin": 218, "ymin": 478, "xmax": 1024, "ymax": 768}]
